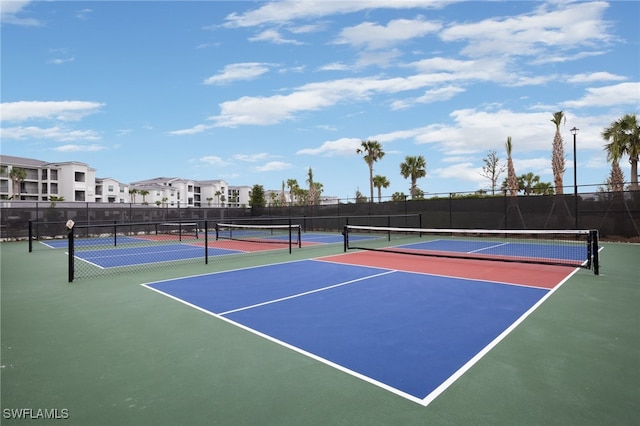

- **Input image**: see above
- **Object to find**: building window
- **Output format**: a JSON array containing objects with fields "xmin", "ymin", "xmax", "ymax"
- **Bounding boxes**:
[
  {"xmin": 41, "ymin": 169, "xmax": 48, "ymax": 180},
  {"xmin": 75, "ymin": 172, "xmax": 85, "ymax": 183},
  {"xmin": 41, "ymin": 183, "xmax": 48, "ymax": 194},
  {"xmin": 50, "ymin": 170, "xmax": 58, "ymax": 180},
  {"xmin": 50, "ymin": 183, "xmax": 58, "ymax": 194},
  {"xmin": 108, "ymin": 185, "xmax": 114, "ymax": 192},
  {"xmin": 74, "ymin": 191, "xmax": 85, "ymax": 202}
]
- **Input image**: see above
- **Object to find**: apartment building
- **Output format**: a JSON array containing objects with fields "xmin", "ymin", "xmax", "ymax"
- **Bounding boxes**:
[
  {"xmin": 95, "ymin": 178, "xmax": 129, "ymax": 204},
  {"xmin": 0, "ymin": 155, "xmax": 96, "ymax": 202},
  {"xmin": 0, "ymin": 155, "xmax": 292, "ymax": 208}
]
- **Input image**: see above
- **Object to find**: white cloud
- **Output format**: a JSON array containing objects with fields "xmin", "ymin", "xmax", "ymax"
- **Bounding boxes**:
[
  {"xmin": 223, "ymin": 1, "xmax": 452, "ymax": 28},
  {"xmin": 561, "ymin": 82, "xmax": 640, "ymax": 108},
  {"xmin": 253, "ymin": 161, "xmax": 293, "ymax": 172},
  {"xmin": 297, "ymin": 137, "xmax": 361, "ymax": 156},
  {"xmin": 0, "ymin": 0, "xmax": 40, "ymax": 26},
  {"xmin": 567, "ymin": 72, "xmax": 627, "ymax": 84},
  {"xmin": 204, "ymin": 62, "xmax": 272, "ymax": 85},
  {"xmin": 441, "ymin": 1, "xmax": 612, "ymax": 59},
  {"xmin": 391, "ymin": 85, "xmax": 465, "ymax": 110},
  {"xmin": 233, "ymin": 153, "xmax": 274, "ymax": 162},
  {"xmin": 334, "ymin": 17, "xmax": 441, "ymax": 50},
  {"xmin": 198, "ymin": 156, "xmax": 230, "ymax": 166},
  {"xmin": 0, "ymin": 125, "xmax": 101, "ymax": 141},
  {"xmin": 0, "ymin": 100, "xmax": 104, "ymax": 122},
  {"xmin": 53, "ymin": 144, "xmax": 105, "ymax": 152},
  {"xmin": 249, "ymin": 29, "xmax": 304, "ymax": 45}
]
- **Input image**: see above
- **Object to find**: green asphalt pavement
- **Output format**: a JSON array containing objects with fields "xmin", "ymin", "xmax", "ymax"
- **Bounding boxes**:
[{"xmin": 1, "ymin": 239, "xmax": 638, "ymax": 425}]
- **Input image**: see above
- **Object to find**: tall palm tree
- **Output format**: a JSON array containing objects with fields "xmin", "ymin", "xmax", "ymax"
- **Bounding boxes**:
[
  {"xmin": 505, "ymin": 136, "xmax": 518, "ymax": 197},
  {"xmin": 129, "ymin": 188, "xmax": 138, "ymax": 204},
  {"xmin": 286, "ymin": 179, "xmax": 298, "ymax": 206},
  {"xmin": 139, "ymin": 189, "xmax": 149, "ymax": 204},
  {"xmin": 356, "ymin": 140, "xmax": 385, "ymax": 203},
  {"xmin": 372, "ymin": 175, "xmax": 390, "ymax": 203},
  {"xmin": 9, "ymin": 167, "xmax": 27, "ymax": 200},
  {"xmin": 602, "ymin": 113, "xmax": 639, "ymax": 191},
  {"xmin": 306, "ymin": 167, "xmax": 317, "ymax": 206},
  {"xmin": 399, "ymin": 155, "xmax": 426, "ymax": 199},
  {"xmin": 551, "ymin": 111, "xmax": 566, "ymax": 194}
]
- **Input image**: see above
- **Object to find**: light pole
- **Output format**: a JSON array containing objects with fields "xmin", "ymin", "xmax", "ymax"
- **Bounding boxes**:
[{"xmin": 571, "ymin": 127, "xmax": 579, "ymax": 229}]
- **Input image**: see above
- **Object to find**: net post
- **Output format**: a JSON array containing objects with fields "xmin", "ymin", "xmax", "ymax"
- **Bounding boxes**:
[
  {"xmin": 179, "ymin": 222, "xmax": 183, "ymax": 242},
  {"xmin": 343, "ymin": 225, "xmax": 348, "ymax": 252},
  {"xmin": 215, "ymin": 223, "xmax": 219, "ymax": 241},
  {"xmin": 204, "ymin": 220, "xmax": 208, "ymax": 265},
  {"xmin": 288, "ymin": 218, "xmax": 292, "ymax": 254},
  {"xmin": 114, "ymin": 221, "xmax": 117, "ymax": 247},
  {"xmin": 297, "ymin": 224, "xmax": 301, "ymax": 249},
  {"xmin": 68, "ymin": 227, "xmax": 74, "ymax": 283},
  {"xmin": 591, "ymin": 230, "xmax": 599, "ymax": 275},
  {"xmin": 28, "ymin": 220, "xmax": 33, "ymax": 253}
]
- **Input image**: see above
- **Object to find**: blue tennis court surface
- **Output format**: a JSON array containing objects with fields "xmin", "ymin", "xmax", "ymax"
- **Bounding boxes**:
[
  {"xmin": 143, "ymin": 258, "xmax": 558, "ymax": 405},
  {"xmin": 74, "ymin": 244, "xmax": 241, "ymax": 268},
  {"xmin": 397, "ymin": 239, "xmax": 588, "ymax": 263}
]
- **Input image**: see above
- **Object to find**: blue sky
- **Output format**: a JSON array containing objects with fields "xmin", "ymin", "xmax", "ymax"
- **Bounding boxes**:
[{"xmin": 1, "ymin": 0, "xmax": 639, "ymax": 200}]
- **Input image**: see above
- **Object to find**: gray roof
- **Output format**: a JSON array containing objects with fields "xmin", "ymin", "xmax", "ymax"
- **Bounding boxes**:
[{"xmin": 0, "ymin": 155, "xmax": 48, "ymax": 168}]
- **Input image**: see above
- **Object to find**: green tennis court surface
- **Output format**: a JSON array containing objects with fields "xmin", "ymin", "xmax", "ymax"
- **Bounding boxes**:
[{"xmin": 1, "ymin": 239, "xmax": 638, "ymax": 425}]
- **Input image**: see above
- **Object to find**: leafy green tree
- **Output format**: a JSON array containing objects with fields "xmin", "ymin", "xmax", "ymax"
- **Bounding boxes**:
[
  {"xmin": 249, "ymin": 184, "xmax": 266, "ymax": 208},
  {"xmin": 356, "ymin": 140, "xmax": 385, "ymax": 203},
  {"xmin": 551, "ymin": 111, "xmax": 566, "ymax": 194},
  {"xmin": 602, "ymin": 113, "xmax": 639, "ymax": 191},
  {"xmin": 399, "ymin": 155, "xmax": 426, "ymax": 199},
  {"xmin": 354, "ymin": 189, "xmax": 368, "ymax": 203},
  {"xmin": 391, "ymin": 192, "xmax": 406, "ymax": 201}
]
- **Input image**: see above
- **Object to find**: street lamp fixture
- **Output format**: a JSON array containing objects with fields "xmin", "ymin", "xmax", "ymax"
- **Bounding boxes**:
[{"xmin": 570, "ymin": 127, "xmax": 579, "ymax": 228}]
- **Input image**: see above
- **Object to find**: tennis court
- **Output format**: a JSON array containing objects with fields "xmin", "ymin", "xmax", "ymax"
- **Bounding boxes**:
[
  {"xmin": 143, "ymin": 254, "xmax": 575, "ymax": 405},
  {"xmin": 1, "ymin": 224, "xmax": 638, "ymax": 425}
]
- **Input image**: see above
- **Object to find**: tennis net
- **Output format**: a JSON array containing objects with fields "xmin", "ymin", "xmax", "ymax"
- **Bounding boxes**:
[
  {"xmin": 215, "ymin": 223, "xmax": 302, "ymax": 253},
  {"xmin": 343, "ymin": 225, "xmax": 599, "ymax": 274}
]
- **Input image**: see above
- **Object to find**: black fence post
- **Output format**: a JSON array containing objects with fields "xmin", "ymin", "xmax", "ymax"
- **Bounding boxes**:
[{"xmin": 28, "ymin": 220, "xmax": 33, "ymax": 252}]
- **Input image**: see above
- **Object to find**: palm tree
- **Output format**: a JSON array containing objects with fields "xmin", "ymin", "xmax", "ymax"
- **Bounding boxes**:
[
  {"xmin": 519, "ymin": 172, "xmax": 540, "ymax": 195},
  {"xmin": 139, "ymin": 189, "xmax": 149, "ymax": 204},
  {"xmin": 606, "ymin": 160, "xmax": 625, "ymax": 192},
  {"xmin": 505, "ymin": 136, "xmax": 518, "ymax": 197},
  {"xmin": 129, "ymin": 188, "xmax": 138, "ymax": 204},
  {"xmin": 279, "ymin": 181, "xmax": 287, "ymax": 206},
  {"xmin": 551, "ymin": 111, "xmax": 566, "ymax": 194},
  {"xmin": 372, "ymin": 175, "xmax": 390, "ymax": 203},
  {"xmin": 306, "ymin": 167, "xmax": 317, "ymax": 206},
  {"xmin": 286, "ymin": 179, "xmax": 298, "ymax": 206},
  {"xmin": 602, "ymin": 113, "xmax": 639, "ymax": 191},
  {"xmin": 399, "ymin": 155, "xmax": 426, "ymax": 199},
  {"xmin": 9, "ymin": 167, "xmax": 27, "ymax": 200},
  {"xmin": 356, "ymin": 140, "xmax": 385, "ymax": 203}
]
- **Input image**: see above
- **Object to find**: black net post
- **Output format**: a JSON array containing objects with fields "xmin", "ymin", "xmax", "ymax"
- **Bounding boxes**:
[
  {"xmin": 288, "ymin": 218, "xmax": 292, "ymax": 254},
  {"xmin": 591, "ymin": 230, "xmax": 599, "ymax": 275},
  {"xmin": 68, "ymin": 227, "xmax": 74, "ymax": 283},
  {"xmin": 204, "ymin": 220, "xmax": 209, "ymax": 265},
  {"xmin": 343, "ymin": 225, "xmax": 348, "ymax": 252},
  {"xmin": 28, "ymin": 220, "xmax": 33, "ymax": 253}
]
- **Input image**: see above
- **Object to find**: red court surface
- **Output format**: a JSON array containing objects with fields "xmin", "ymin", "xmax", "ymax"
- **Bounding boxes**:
[{"xmin": 320, "ymin": 251, "xmax": 576, "ymax": 289}]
